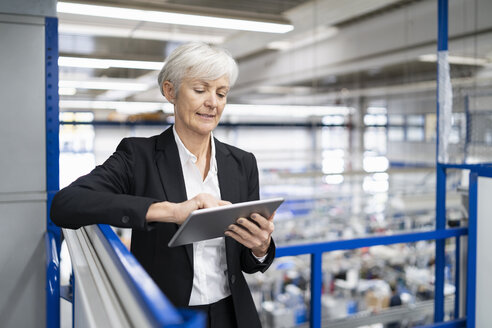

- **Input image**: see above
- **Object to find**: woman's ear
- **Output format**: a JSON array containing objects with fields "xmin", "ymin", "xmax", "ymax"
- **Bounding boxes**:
[{"xmin": 162, "ymin": 81, "xmax": 175, "ymax": 104}]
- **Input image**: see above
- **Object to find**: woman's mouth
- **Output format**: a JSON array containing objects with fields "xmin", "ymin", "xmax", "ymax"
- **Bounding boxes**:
[{"xmin": 196, "ymin": 113, "xmax": 215, "ymax": 119}]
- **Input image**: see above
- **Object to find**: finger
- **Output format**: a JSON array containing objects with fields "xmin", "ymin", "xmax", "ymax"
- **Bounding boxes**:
[
  {"xmin": 236, "ymin": 217, "xmax": 262, "ymax": 235},
  {"xmin": 219, "ymin": 200, "xmax": 232, "ymax": 206},
  {"xmin": 225, "ymin": 230, "xmax": 255, "ymax": 249},
  {"xmin": 249, "ymin": 213, "xmax": 275, "ymax": 233},
  {"xmin": 227, "ymin": 224, "xmax": 260, "ymax": 245},
  {"xmin": 196, "ymin": 194, "xmax": 224, "ymax": 209},
  {"xmin": 236, "ymin": 220, "xmax": 270, "ymax": 245},
  {"xmin": 202, "ymin": 197, "xmax": 220, "ymax": 208}
]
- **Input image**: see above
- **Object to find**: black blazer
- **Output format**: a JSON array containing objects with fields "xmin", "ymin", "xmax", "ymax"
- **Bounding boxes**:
[{"xmin": 51, "ymin": 126, "xmax": 274, "ymax": 328}]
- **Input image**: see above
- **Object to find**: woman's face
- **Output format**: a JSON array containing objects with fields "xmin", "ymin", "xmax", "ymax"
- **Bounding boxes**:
[{"xmin": 168, "ymin": 75, "xmax": 229, "ymax": 138}]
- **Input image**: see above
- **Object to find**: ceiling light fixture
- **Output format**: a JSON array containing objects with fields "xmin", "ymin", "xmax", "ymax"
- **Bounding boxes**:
[
  {"xmin": 257, "ymin": 86, "xmax": 312, "ymax": 95},
  {"xmin": 419, "ymin": 54, "xmax": 489, "ymax": 66},
  {"xmin": 57, "ymin": 2, "xmax": 293, "ymax": 33},
  {"xmin": 225, "ymin": 104, "xmax": 353, "ymax": 117},
  {"xmin": 267, "ymin": 26, "xmax": 338, "ymax": 51},
  {"xmin": 59, "ymin": 24, "xmax": 225, "ymax": 43},
  {"xmin": 59, "ymin": 87, "xmax": 77, "ymax": 96},
  {"xmin": 266, "ymin": 41, "xmax": 291, "ymax": 50},
  {"xmin": 59, "ymin": 56, "xmax": 164, "ymax": 70},
  {"xmin": 59, "ymin": 80, "xmax": 151, "ymax": 91},
  {"xmin": 60, "ymin": 100, "xmax": 173, "ymax": 114},
  {"xmin": 60, "ymin": 101, "xmax": 352, "ymax": 116}
]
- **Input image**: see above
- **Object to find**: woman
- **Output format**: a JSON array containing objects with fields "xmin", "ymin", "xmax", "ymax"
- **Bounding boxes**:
[{"xmin": 51, "ymin": 42, "xmax": 275, "ymax": 328}]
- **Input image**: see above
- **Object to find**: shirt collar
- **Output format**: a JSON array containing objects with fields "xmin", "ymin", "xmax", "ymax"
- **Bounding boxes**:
[{"xmin": 173, "ymin": 125, "xmax": 217, "ymax": 174}]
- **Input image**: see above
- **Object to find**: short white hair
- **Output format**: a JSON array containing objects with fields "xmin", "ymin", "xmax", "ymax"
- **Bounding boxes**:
[{"xmin": 157, "ymin": 42, "xmax": 238, "ymax": 96}]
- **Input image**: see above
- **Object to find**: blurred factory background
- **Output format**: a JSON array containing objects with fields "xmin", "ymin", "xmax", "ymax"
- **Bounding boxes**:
[{"xmin": 1, "ymin": 0, "xmax": 492, "ymax": 327}]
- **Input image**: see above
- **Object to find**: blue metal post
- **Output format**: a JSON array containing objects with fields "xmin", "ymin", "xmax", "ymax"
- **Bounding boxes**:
[
  {"xmin": 466, "ymin": 172, "xmax": 477, "ymax": 328},
  {"xmin": 437, "ymin": 0, "xmax": 448, "ymax": 52},
  {"xmin": 454, "ymin": 236, "xmax": 460, "ymax": 319},
  {"xmin": 45, "ymin": 17, "xmax": 60, "ymax": 242},
  {"xmin": 45, "ymin": 16, "xmax": 60, "ymax": 328},
  {"xmin": 435, "ymin": 164, "xmax": 446, "ymax": 323},
  {"xmin": 71, "ymin": 273, "xmax": 75, "ymax": 327},
  {"xmin": 435, "ymin": 0, "xmax": 448, "ymax": 323},
  {"xmin": 45, "ymin": 232, "xmax": 60, "ymax": 328},
  {"xmin": 310, "ymin": 252, "xmax": 322, "ymax": 328}
]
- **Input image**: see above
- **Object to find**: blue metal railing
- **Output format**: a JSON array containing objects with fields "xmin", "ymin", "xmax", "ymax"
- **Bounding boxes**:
[
  {"xmin": 95, "ymin": 224, "xmax": 205, "ymax": 327},
  {"xmin": 276, "ymin": 228, "xmax": 468, "ymax": 328},
  {"xmin": 419, "ymin": 319, "xmax": 467, "ymax": 328}
]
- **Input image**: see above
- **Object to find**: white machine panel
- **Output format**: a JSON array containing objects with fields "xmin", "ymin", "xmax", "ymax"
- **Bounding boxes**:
[{"xmin": 476, "ymin": 176, "xmax": 492, "ymax": 327}]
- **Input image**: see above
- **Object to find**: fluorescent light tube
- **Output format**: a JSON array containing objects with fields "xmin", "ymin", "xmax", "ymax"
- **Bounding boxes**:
[
  {"xmin": 59, "ymin": 57, "xmax": 164, "ymax": 70},
  {"xmin": 59, "ymin": 80, "xmax": 150, "ymax": 91},
  {"xmin": 419, "ymin": 54, "xmax": 488, "ymax": 66},
  {"xmin": 267, "ymin": 26, "xmax": 338, "ymax": 51},
  {"xmin": 60, "ymin": 100, "xmax": 174, "ymax": 114},
  {"xmin": 266, "ymin": 41, "xmax": 291, "ymax": 50},
  {"xmin": 60, "ymin": 101, "xmax": 352, "ymax": 116},
  {"xmin": 60, "ymin": 99, "xmax": 354, "ymax": 118},
  {"xmin": 59, "ymin": 87, "xmax": 77, "ymax": 96},
  {"xmin": 59, "ymin": 23, "xmax": 225, "ymax": 43},
  {"xmin": 57, "ymin": 2, "xmax": 293, "ymax": 33},
  {"xmin": 224, "ymin": 104, "xmax": 353, "ymax": 117},
  {"xmin": 59, "ymin": 57, "xmax": 110, "ymax": 69}
]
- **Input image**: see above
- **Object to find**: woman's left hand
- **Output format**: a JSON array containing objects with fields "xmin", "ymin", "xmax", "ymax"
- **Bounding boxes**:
[{"xmin": 225, "ymin": 212, "xmax": 275, "ymax": 257}]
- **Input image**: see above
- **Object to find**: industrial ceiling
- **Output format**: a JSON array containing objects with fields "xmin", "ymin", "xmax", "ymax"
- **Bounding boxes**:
[{"xmin": 57, "ymin": 0, "xmax": 492, "ymax": 114}]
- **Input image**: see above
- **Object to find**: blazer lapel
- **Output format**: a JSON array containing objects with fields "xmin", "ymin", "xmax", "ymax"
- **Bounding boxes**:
[
  {"xmin": 215, "ymin": 139, "xmax": 240, "ymax": 204},
  {"xmin": 155, "ymin": 126, "xmax": 193, "ymax": 267},
  {"xmin": 215, "ymin": 138, "xmax": 242, "ymax": 259}
]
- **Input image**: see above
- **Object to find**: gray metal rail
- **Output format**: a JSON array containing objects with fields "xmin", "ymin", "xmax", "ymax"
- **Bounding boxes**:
[{"xmin": 63, "ymin": 224, "xmax": 194, "ymax": 327}]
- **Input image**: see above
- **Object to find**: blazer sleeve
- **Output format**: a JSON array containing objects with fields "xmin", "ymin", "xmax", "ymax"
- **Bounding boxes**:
[
  {"xmin": 50, "ymin": 138, "xmax": 159, "ymax": 230},
  {"xmin": 240, "ymin": 152, "xmax": 276, "ymax": 274}
]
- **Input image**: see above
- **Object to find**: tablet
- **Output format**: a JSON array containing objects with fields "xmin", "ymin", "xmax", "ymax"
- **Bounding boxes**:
[{"xmin": 168, "ymin": 197, "xmax": 284, "ymax": 247}]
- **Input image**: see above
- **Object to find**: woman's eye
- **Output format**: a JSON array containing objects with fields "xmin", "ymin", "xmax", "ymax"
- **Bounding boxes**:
[
  {"xmin": 217, "ymin": 93, "xmax": 226, "ymax": 98},
  {"xmin": 194, "ymin": 89, "xmax": 204, "ymax": 94}
]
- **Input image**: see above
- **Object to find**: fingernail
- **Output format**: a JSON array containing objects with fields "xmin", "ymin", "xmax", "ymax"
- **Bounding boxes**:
[
  {"xmin": 238, "ymin": 219, "xmax": 244, "ymax": 224},
  {"xmin": 251, "ymin": 214, "xmax": 257, "ymax": 219}
]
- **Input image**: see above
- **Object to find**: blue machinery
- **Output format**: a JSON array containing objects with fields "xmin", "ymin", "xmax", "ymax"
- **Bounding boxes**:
[{"xmin": 45, "ymin": 0, "xmax": 492, "ymax": 327}]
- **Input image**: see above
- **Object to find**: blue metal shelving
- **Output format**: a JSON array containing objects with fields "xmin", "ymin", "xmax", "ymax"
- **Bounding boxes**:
[{"xmin": 45, "ymin": 16, "xmax": 61, "ymax": 328}]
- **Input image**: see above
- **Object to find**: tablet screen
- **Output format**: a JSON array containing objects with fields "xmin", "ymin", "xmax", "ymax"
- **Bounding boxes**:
[{"xmin": 168, "ymin": 197, "xmax": 284, "ymax": 247}]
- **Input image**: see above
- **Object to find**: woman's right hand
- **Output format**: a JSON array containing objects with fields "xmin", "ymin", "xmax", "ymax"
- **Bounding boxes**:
[{"xmin": 146, "ymin": 193, "xmax": 231, "ymax": 225}]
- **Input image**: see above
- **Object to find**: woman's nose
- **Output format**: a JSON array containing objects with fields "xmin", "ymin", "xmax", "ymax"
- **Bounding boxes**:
[{"xmin": 204, "ymin": 93, "xmax": 218, "ymax": 108}]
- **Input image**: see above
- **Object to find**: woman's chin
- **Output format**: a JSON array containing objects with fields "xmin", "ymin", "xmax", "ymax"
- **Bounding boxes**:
[
  {"xmin": 176, "ymin": 119, "xmax": 219, "ymax": 137},
  {"xmin": 191, "ymin": 124, "xmax": 217, "ymax": 136}
]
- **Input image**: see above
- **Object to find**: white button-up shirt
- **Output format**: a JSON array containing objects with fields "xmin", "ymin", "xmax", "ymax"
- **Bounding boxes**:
[{"xmin": 173, "ymin": 127, "xmax": 231, "ymax": 305}]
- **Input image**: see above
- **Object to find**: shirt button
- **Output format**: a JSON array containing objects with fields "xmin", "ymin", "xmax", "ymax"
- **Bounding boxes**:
[
  {"xmin": 230, "ymin": 274, "xmax": 236, "ymax": 284},
  {"xmin": 122, "ymin": 216, "xmax": 130, "ymax": 224}
]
